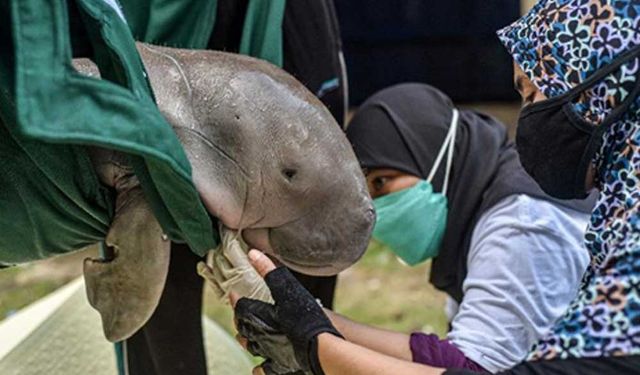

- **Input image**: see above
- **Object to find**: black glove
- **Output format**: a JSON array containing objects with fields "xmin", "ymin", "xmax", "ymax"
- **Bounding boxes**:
[
  {"xmin": 235, "ymin": 267, "xmax": 343, "ymax": 375},
  {"xmin": 236, "ymin": 298, "xmax": 306, "ymax": 374}
]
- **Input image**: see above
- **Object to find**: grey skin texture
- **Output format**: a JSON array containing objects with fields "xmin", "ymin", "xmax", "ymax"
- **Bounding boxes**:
[{"xmin": 74, "ymin": 43, "xmax": 375, "ymax": 342}]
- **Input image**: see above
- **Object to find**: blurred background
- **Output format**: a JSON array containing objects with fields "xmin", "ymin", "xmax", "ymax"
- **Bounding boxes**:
[
  {"xmin": 0, "ymin": 0, "xmax": 537, "ymax": 341},
  {"xmin": 338, "ymin": 0, "xmax": 519, "ymax": 105}
]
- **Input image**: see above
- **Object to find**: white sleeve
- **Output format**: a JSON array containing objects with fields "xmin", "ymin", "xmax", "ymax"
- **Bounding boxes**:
[{"xmin": 446, "ymin": 195, "xmax": 590, "ymax": 373}]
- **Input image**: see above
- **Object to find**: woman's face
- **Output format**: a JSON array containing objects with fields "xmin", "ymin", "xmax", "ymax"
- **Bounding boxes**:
[
  {"xmin": 512, "ymin": 62, "xmax": 596, "ymax": 190},
  {"xmin": 365, "ymin": 168, "xmax": 420, "ymax": 199},
  {"xmin": 513, "ymin": 62, "xmax": 547, "ymax": 106}
]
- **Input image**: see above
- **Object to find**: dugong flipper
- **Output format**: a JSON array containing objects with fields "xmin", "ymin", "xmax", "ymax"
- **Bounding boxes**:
[{"xmin": 83, "ymin": 148, "xmax": 170, "ymax": 342}]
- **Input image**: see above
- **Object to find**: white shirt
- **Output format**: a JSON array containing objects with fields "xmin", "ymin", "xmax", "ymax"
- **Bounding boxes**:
[{"xmin": 446, "ymin": 194, "xmax": 590, "ymax": 373}]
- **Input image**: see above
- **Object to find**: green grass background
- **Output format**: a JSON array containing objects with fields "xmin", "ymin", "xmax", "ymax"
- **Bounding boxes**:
[{"xmin": 1, "ymin": 242, "xmax": 448, "ymax": 340}]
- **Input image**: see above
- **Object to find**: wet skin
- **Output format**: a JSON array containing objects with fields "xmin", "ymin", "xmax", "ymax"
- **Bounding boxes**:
[{"xmin": 74, "ymin": 43, "xmax": 375, "ymax": 341}]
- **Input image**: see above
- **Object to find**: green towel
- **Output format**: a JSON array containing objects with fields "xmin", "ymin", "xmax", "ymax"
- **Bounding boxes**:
[
  {"xmin": 239, "ymin": 0, "xmax": 286, "ymax": 67},
  {"xmin": 0, "ymin": 0, "xmax": 217, "ymax": 263},
  {"xmin": 119, "ymin": 0, "xmax": 218, "ymax": 50},
  {"xmin": 120, "ymin": 0, "xmax": 286, "ymax": 67}
]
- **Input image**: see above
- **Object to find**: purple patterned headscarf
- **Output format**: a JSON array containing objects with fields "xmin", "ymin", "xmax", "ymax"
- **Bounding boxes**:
[{"xmin": 499, "ymin": 0, "xmax": 640, "ymax": 361}]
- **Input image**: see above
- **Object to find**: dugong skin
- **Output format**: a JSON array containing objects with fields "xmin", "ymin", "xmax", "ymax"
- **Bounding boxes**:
[
  {"xmin": 132, "ymin": 43, "xmax": 375, "ymax": 275},
  {"xmin": 74, "ymin": 43, "xmax": 374, "ymax": 342}
]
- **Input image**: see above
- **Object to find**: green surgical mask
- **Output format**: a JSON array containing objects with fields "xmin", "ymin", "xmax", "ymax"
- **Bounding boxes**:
[{"xmin": 372, "ymin": 109, "xmax": 459, "ymax": 266}]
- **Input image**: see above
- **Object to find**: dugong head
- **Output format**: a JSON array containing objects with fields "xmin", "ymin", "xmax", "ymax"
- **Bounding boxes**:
[{"xmin": 141, "ymin": 44, "xmax": 375, "ymax": 276}]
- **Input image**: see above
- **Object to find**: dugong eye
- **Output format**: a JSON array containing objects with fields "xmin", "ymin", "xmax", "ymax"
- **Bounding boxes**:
[{"xmin": 282, "ymin": 168, "xmax": 297, "ymax": 181}]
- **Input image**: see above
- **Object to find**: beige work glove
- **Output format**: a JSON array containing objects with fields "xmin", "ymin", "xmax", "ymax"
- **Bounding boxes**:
[{"xmin": 198, "ymin": 225, "xmax": 273, "ymax": 304}]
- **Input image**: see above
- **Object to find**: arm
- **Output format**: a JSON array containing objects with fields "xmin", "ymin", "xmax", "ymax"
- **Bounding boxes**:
[
  {"xmin": 324, "ymin": 309, "xmax": 412, "ymax": 361},
  {"xmin": 233, "ymin": 250, "xmax": 446, "ymax": 375},
  {"xmin": 447, "ymin": 196, "xmax": 590, "ymax": 371},
  {"xmin": 324, "ymin": 305, "xmax": 485, "ymax": 371},
  {"xmin": 317, "ymin": 333, "xmax": 444, "ymax": 375}
]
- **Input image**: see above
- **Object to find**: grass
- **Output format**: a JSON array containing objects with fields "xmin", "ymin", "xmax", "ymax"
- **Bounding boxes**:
[
  {"xmin": 0, "ymin": 264, "xmax": 76, "ymax": 320},
  {"xmin": 0, "ymin": 247, "xmax": 93, "ymax": 320},
  {"xmin": 1, "ymin": 242, "xmax": 448, "ymax": 339},
  {"xmin": 333, "ymin": 242, "xmax": 447, "ymax": 336}
]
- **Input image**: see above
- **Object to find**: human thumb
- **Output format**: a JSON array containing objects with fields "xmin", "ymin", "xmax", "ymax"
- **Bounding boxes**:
[{"xmin": 248, "ymin": 249, "xmax": 277, "ymax": 278}]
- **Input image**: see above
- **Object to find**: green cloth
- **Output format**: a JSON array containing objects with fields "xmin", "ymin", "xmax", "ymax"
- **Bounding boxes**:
[
  {"xmin": 239, "ymin": 0, "xmax": 286, "ymax": 67},
  {"xmin": 0, "ymin": 0, "xmax": 217, "ymax": 264},
  {"xmin": 120, "ymin": 0, "xmax": 286, "ymax": 67},
  {"xmin": 0, "ymin": 116, "xmax": 113, "ymax": 264},
  {"xmin": 119, "ymin": 0, "xmax": 218, "ymax": 50}
]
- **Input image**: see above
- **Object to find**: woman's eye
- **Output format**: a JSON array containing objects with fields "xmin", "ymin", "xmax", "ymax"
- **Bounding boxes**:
[
  {"xmin": 373, "ymin": 177, "xmax": 388, "ymax": 191},
  {"xmin": 522, "ymin": 93, "xmax": 535, "ymax": 107}
]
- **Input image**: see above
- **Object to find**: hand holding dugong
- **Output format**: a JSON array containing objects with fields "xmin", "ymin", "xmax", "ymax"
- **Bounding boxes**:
[
  {"xmin": 197, "ymin": 225, "xmax": 273, "ymax": 304},
  {"xmin": 74, "ymin": 43, "xmax": 375, "ymax": 341}
]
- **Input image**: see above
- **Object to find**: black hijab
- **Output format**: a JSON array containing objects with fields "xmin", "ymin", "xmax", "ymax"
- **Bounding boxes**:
[{"xmin": 346, "ymin": 83, "xmax": 593, "ymax": 303}]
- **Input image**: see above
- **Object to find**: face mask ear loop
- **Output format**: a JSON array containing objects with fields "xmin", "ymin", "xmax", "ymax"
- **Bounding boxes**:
[
  {"xmin": 426, "ymin": 110, "xmax": 458, "ymax": 184},
  {"xmin": 441, "ymin": 109, "xmax": 459, "ymax": 196}
]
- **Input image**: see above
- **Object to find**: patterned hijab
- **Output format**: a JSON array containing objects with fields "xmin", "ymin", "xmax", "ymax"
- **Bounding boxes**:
[{"xmin": 498, "ymin": 0, "xmax": 640, "ymax": 360}]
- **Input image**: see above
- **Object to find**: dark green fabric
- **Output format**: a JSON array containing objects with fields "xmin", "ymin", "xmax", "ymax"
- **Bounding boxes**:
[
  {"xmin": 120, "ymin": 0, "xmax": 286, "ymax": 67},
  {"xmin": 239, "ymin": 0, "xmax": 286, "ymax": 67},
  {"xmin": 119, "ymin": 0, "xmax": 218, "ymax": 49},
  {"xmin": 0, "ymin": 112, "xmax": 114, "ymax": 264},
  {"xmin": 0, "ymin": 0, "xmax": 217, "ymax": 263}
]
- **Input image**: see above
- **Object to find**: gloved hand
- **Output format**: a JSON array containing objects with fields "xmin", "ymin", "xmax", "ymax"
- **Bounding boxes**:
[
  {"xmin": 234, "ymin": 251, "xmax": 343, "ymax": 375},
  {"xmin": 198, "ymin": 225, "xmax": 273, "ymax": 303},
  {"xmin": 234, "ymin": 299, "xmax": 308, "ymax": 375}
]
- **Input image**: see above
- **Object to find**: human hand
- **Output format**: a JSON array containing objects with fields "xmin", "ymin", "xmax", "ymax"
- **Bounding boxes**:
[
  {"xmin": 198, "ymin": 226, "xmax": 273, "ymax": 303},
  {"xmin": 232, "ymin": 250, "xmax": 343, "ymax": 375}
]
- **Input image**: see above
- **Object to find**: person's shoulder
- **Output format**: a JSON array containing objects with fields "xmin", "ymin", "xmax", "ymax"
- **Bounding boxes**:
[
  {"xmin": 478, "ymin": 194, "xmax": 590, "ymax": 234},
  {"xmin": 470, "ymin": 194, "xmax": 590, "ymax": 257},
  {"xmin": 468, "ymin": 194, "xmax": 590, "ymax": 271}
]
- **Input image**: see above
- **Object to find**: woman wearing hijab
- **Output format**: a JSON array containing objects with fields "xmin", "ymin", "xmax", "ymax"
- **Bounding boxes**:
[
  {"xmin": 230, "ymin": 0, "xmax": 640, "ymax": 374},
  {"xmin": 229, "ymin": 83, "xmax": 593, "ymax": 374},
  {"xmin": 449, "ymin": 0, "xmax": 640, "ymax": 372},
  {"xmin": 479, "ymin": 0, "xmax": 640, "ymax": 372},
  {"xmin": 341, "ymin": 82, "xmax": 593, "ymax": 371}
]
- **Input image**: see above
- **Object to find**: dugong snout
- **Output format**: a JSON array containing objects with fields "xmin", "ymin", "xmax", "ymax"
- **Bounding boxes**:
[
  {"xmin": 243, "ymin": 194, "xmax": 376, "ymax": 276},
  {"xmin": 274, "ymin": 205, "xmax": 375, "ymax": 276}
]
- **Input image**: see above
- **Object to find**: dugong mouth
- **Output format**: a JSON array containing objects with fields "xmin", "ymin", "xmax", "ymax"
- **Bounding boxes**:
[
  {"xmin": 277, "ymin": 258, "xmax": 338, "ymax": 275},
  {"xmin": 239, "ymin": 228, "xmax": 323, "ymax": 271},
  {"xmin": 241, "ymin": 226, "xmax": 363, "ymax": 276}
]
